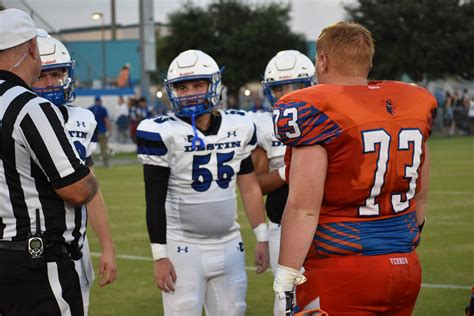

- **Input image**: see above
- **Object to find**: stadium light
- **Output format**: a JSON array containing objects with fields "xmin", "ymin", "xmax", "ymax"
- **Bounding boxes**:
[
  {"xmin": 91, "ymin": 12, "xmax": 106, "ymax": 88},
  {"xmin": 91, "ymin": 12, "xmax": 103, "ymax": 20},
  {"xmin": 156, "ymin": 91, "xmax": 163, "ymax": 98},
  {"xmin": 244, "ymin": 89, "xmax": 251, "ymax": 96}
]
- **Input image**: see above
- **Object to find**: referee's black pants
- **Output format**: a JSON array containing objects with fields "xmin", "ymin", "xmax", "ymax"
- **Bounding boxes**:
[{"xmin": 0, "ymin": 249, "xmax": 84, "ymax": 316}]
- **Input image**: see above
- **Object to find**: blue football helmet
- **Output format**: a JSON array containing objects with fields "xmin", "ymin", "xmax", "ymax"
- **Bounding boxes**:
[
  {"xmin": 165, "ymin": 50, "xmax": 223, "ymax": 117},
  {"xmin": 33, "ymin": 36, "xmax": 75, "ymax": 106},
  {"xmin": 263, "ymin": 50, "xmax": 315, "ymax": 106}
]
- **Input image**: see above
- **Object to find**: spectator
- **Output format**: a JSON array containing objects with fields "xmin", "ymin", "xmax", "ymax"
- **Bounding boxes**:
[
  {"xmin": 444, "ymin": 91, "xmax": 456, "ymax": 135},
  {"xmin": 434, "ymin": 86, "xmax": 446, "ymax": 108},
  {"xmin": 469, "ymin": 98, "xmax": 474, "ymax": 135},
  {"xmin": 114, "ymin": 96, "xmax": 130, "ymax": 143},
  {"xmin": 89, "ymin": 96, "xmax": 111, "ymax": 167},
  {"xmin": 453, "ymin": 90, "xmax": 470, "ymax": 135},
  {"xmin": 433, "ymin": 86, "xmax": 446, "ymax": 132},
  {"xmin": 136, "ymin": 96, "xmax": 153, "ymax": 121},
  {"xmin": 117, "ymin": 63, "xmax": 131, "ymax": 88}
]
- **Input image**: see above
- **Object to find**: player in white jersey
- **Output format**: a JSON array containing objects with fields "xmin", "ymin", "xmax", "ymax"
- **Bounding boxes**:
[
  {"xmin": 249, "ymin": 50, "xmax": 315, "ymax": 275},
  {"xmin": 137, "ymin": 50, "xmax": 269, "ymax": 316},
  {"xmin": 32, "ymin": 36, "xmax": 117, "ymax": 315}
]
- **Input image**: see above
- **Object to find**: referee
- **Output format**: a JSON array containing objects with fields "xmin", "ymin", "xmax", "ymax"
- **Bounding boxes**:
[{"xmin": 0, "ymin": 9, "xmax": 98, "ymax": 316}]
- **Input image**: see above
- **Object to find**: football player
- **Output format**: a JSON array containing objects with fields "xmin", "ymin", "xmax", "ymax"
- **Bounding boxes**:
[
  {"xmin": 32, "ymin": 36, "xmax": 117, "ymax": 315},
  {"xmin": 137, "ymin": 50, "xmax": 269, "ymax": 316},
  {"xmin": 273, "ymin": 22, "xmax": 436, "ymax": 315},
  {"xmin": 249, "ymin": 50, "xmax": 315, "ymax": 275}
]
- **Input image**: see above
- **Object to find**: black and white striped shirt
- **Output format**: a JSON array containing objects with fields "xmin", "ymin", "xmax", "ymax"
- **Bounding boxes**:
[{"xmin": 0, "ymin": 70, "xmax": 90, "ymax": 246}]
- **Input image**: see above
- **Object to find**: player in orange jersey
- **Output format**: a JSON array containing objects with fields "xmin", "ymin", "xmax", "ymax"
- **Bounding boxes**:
[{"xmin": 272, "ymin": 21, "xmax": 437, "ymax": 316}]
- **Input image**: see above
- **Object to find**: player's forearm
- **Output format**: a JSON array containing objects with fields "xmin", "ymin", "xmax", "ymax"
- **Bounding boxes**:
[
  {"xmin": 87, "ymin": 190, "xmax": 115, "ymax": 251},
  {"xmin": 237, "ymin": 173, "xmax": 266, "ymax": 227},
  {"xmin": 278, "ymin": 145, "xmax": 327, "ymax": 269},
  {"xmin": 279, "ymin": 204, "xmax": 319, "ymax": 270},
  {"xmin": 242, "ymin": 192, "xmax": 266, "ymax": 227},
  {"xmin": 256, "ymin": 170, "xmax": 286, "ymax": 195},
  {"xmin": 252, "ymin": 148, "xmax": 284, "ymax": 194}
]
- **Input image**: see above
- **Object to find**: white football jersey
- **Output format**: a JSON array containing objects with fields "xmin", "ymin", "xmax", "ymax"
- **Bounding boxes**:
[
  {"xmin": 137, "ymin": 109, "xmax": 257, "ymax": 244},
  {"xmin": 247, "ymin": 111, "xmax": 285, "ymax": 171},
  {"xmin": 64, "ymin": 105, "xmax": 98, "ymax": 162}
]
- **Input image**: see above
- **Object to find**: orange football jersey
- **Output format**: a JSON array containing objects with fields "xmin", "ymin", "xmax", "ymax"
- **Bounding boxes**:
[{"xmin": 274, "ymin": 81, "xmax": 437, "ymax": 224}]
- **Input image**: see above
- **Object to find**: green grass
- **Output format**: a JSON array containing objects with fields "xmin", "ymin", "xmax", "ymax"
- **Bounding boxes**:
[{"xmin": 88, "ymin": 136, "xmax": 473, "ymax": 315}]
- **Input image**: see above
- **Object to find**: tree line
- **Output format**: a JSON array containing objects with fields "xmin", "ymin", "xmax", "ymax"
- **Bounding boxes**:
[{"xmin": 156, "ymin": 0, "xmax": 473, "ymax": 102}]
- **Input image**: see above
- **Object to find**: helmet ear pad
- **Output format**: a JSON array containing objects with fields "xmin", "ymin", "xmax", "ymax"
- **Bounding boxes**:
[
  {"xmin": 263, "ymin": 50, "xmax": 315, "ymax": 106},
  {"xmin": 165, "ymin": 50, "xmax": 223, "ymax": 117},
  {"xmin": 33, "ymin": 36, "xmax": 75, "ymax": 106}
]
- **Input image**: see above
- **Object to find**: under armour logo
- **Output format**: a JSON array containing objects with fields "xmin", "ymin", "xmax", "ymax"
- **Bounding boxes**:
[
  {"xmin": 76, "ymin": 121, "xmax": 86, "ymax": 128},
  {"xmin": 227, "ymin": 131, "xmax": 237, "ymax": 137},
  {"xmin": 236, "ymin": 242, "xmax": 244, "ymax": 252},
  {"xmin": 177, "ymin": 246, "xmax": 189, "ymax": 253}
]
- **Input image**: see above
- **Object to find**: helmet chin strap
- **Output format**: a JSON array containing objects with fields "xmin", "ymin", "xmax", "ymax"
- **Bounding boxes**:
[{"xmin": 191, "ymin": 113, "xmax": 205, "ymax": 150}]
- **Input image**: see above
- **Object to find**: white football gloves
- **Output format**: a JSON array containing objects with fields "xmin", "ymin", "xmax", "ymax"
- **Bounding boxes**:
[{"xmin": 273, "ymin": 265, "xmax": 307, "ymax": 316}]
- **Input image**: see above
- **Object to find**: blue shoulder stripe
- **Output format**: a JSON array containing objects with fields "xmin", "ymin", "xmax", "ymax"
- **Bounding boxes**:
[{"xmin": 136, "ymin": 130, "xmax": 168, "ymax": 156}]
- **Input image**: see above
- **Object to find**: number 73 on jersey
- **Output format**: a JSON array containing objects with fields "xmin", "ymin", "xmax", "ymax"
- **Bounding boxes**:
[{"xmin": 273, "ymin": 108, "xmax": 424, "ymax": 217}]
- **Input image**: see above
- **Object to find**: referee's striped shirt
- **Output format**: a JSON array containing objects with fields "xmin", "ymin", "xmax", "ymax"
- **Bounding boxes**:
[{"xmin": 0, "ymin": 70, "xmax": 90, "ymax": 247}]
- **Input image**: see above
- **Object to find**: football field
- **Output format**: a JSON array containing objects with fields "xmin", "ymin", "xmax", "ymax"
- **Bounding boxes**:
[{"xmin": 88, "ymin": 136, "xmax": 473, "ymax": 315}]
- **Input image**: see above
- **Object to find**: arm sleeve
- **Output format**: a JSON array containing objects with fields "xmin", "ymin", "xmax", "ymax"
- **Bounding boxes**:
[
  {"xmin": 144, "ymin": 164, "xmax": 170, "ymax": 244},
  {"xmin": 20, "ymin": 101, "xmax": 89, "ymax": 189},
  {"xmin": 273, "ymin": 100, "xmax": 342, "ymax": 147}
]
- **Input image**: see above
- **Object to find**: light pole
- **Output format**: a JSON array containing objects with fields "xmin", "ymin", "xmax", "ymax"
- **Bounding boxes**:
[{"xmin": 92, "ymin": 12, "xmax": 106, "ymax": 87}]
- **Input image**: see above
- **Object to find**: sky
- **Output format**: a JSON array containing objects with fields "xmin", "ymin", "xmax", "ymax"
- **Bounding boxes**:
[{"xmin": 1, "ymin": 0, "xmax": 356, "ymax": 40}]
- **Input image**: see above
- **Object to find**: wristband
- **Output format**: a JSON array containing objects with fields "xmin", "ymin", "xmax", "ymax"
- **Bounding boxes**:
[
  {"xmin": 151, "ymin": 243, "xmax": 168, "ymax": 261},
  {"xmin": 273, "ymin": 265, "xmax": 307, "ymax": 292},
  {"xmin": 277, "ymin": 165, "xmax": 286, "ymax": 182},
  {"xmin": 253, "ymin": 223, "xmax": 269, "ymax": 242}
]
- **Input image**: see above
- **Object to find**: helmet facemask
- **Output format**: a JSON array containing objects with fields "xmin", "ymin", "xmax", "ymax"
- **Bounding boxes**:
[
  {"xmin": 33, "ymin": 62, "xmax": 75, "ymax": 106},
  {"xmin": 165, "ymin": 71, "xmax": 222, "ymax": 118}
]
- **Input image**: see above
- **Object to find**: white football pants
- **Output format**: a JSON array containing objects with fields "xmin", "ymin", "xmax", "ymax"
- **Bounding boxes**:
[
  {"xmin": 163, "ymin": 236, "xmax": 247, "ymax": 316},
  {"xmin": 74, "ymin": 236, "xmax": 95, "ymax": 316},
  {"xmin": 268, "ymin": 221, "xmax": 281, "ymax": 276}
]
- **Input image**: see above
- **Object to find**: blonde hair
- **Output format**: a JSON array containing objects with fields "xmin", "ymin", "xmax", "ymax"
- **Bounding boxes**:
[{"xmin": 316, "ymin": 21, "xmax": 375, "ymax": 77}]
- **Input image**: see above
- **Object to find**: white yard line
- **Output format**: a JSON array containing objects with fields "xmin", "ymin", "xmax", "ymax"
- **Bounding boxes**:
[
  {"xmin": 431, "ymin": 190, "xmax": 473, "ymax": 196},
  {"xmin": 90, "ymin": 252, "xmax": 471, "ymax": 290},
  {"xmin": 421, "ymin": 283, "xmax": 471, "ymax": 290}
]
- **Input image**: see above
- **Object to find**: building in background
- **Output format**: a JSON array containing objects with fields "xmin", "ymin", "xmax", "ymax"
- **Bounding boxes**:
[{"xmin": 51, "ymin": 22, "xmax": 168, "ymax": 88}]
